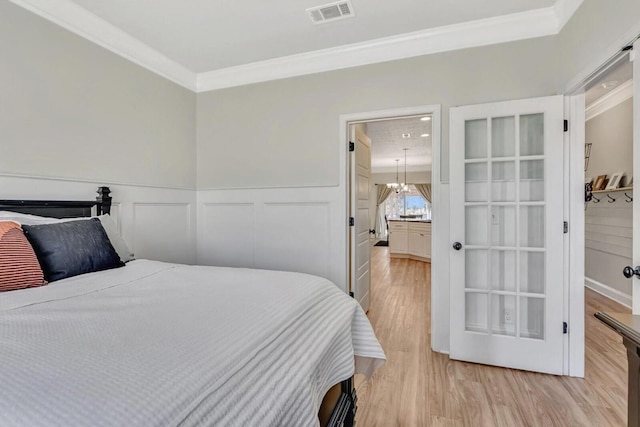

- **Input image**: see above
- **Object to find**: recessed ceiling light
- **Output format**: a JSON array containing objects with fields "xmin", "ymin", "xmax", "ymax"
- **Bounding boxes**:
[
  {"xmin": 421, "ymin": 133, "xmax": 430, "ymax": 137},
  {"xmin": 402, "ymin": 133, "xmax": 411, "ymax": 138},
  {"xmin": 420, "ymin": 117, "xmax": 431, "ymax": 121},
  {"xmin": 601, "ymin": 80, "xmax": 619, "ymax": 89}
]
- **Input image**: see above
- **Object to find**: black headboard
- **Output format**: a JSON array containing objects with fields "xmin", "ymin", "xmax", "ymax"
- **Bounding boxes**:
[{"xmin": 0, "ymin": 187, "xmax": 112, "ymax": 218}]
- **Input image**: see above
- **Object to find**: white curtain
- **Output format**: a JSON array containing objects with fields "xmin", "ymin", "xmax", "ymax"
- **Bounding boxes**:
[
  {"xmin": 375, "ymin": 185, "xmax": 393, "ymax": 238},
  {"xmin": 415, "ymin": 183, "xmax": 432, "ymax": 203}
]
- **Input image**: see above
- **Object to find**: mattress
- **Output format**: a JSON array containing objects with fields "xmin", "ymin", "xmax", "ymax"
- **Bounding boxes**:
[{"xmin": 0, "ymin": 260, "xmax": 385, "ymax": 426}]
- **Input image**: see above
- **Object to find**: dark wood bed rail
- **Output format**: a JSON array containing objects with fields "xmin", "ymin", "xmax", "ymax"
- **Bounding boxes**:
[{"xmin": 0, "ymin": 187, "xmax": 112, "ymax": 218}]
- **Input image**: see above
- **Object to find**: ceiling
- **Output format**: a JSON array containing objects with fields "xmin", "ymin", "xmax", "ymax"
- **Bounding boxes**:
[
  {"xmin": 69, "ymin": 0, "xmax": 555, "ymax": 73},
  {"xmin": 585, "ymin": 56, "xmax": 633, "ymax": 106},
  {"xmin": 12, "ymin": 0, "xmax": 583, "ymax": 91},
  {"xmin": 367, "ymin": 116, "xmax": 432, "ymax": 174}
]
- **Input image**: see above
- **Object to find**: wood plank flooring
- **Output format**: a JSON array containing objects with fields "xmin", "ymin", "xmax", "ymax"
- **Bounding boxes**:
[{"xmin": 354, "ymin": 245, "xmax": 630, "ymax": 426}]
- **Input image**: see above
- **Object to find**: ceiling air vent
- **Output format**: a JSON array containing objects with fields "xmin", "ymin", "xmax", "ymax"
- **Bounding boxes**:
[{"xmin": 307, "ymin": 1, "xmax": 355, "ymax": 24}]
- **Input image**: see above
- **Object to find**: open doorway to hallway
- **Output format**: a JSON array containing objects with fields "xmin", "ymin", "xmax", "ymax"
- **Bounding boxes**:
[{"xmin": 348, "ymin": 114, "xmax": 433, "ymax": 314}]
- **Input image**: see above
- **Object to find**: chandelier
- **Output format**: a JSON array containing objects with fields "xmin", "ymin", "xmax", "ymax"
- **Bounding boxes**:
[
  {"xmin": 387, "ymin": 159, "xmax": 400, "ymax": 191},
  {"xmin": 400, "ymin": 148, "xmax": 410, "ymax": 193}
]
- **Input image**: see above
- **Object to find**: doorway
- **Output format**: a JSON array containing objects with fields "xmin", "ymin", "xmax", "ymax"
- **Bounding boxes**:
[
  {"xmin": 343, "ymin": 105, "xmax": 442, "ymax": 319},
  {"xmin": 582, "ymin": 54, "xmax": 633, "ymax": 308}
]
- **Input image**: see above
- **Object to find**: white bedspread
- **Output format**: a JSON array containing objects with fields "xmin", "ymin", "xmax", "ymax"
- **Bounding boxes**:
[{"xmin": 0, "ymin": 260, "xmax": 385, "ymax": 427}]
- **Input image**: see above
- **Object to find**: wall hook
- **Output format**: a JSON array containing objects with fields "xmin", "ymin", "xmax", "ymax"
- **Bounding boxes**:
[
  {"xmin": 625, "ymin": 192, "xmax": 633, "ymax": 203},
  {"xmin": 607, "ymin": 194, "xmax": 616, "ymax": 203},
  {"xmin": 592, "ymin": 195, "xmax": 600, "ymax": 203}
]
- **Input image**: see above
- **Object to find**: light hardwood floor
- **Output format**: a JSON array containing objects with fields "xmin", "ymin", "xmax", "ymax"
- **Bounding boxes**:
[{"xmin": 354, "ymin": 245, "xmax": 630, "ymax": 426}]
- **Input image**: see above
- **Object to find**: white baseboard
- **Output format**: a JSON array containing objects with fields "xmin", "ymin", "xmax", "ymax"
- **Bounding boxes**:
[{"xmin": 584, "ymin": 277, "xmax": 632, "ymax": 308}]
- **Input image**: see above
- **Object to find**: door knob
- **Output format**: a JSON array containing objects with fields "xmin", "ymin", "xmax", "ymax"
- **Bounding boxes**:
[
  {"xmin": 623, "ymin": 266, "xmax": 640, "ymax": 279},
  {"xmin": 453, "ymin": 242, "xmax": 462, "ymax": 251}
]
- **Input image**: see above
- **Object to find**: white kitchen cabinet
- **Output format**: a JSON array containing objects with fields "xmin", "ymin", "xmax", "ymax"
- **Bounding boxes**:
[
  {"xmin": 389, "ymin": 222, "xmax": 408, "ymax": 254},
  {"xmin": 389, "ymin": 220, "xmax": 431, "ymax": 262}
]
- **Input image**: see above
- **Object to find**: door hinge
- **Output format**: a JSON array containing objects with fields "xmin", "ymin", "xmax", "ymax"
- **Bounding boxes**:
[
  {"xmin": 563, "ymin": 120, "xmax": 568, "ymax": 132},
  {"xmin": 349, "ymin": 141, "xmax": 355, "ymax": 152},
  {"xmin": 563, "ymin": 322, "xmax": 568, "ymax": 334},
  {"xmin": 349, "ymin": 217, "xmax": 355, "ymax": 226},
  {"xmin": 563, "ymin": 221, "xmax": 568, "ymax": 234}
]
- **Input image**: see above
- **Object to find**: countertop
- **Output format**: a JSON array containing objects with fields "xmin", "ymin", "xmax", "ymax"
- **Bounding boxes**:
[{"xmin": 388, "ymin": 219, "xmax": 432, "ymax": 223}]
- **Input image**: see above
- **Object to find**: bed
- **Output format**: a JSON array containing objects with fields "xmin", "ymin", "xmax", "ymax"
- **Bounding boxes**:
[{"xmin": 0, "ymin": 188, "xmax": 385, "ymax": 427}]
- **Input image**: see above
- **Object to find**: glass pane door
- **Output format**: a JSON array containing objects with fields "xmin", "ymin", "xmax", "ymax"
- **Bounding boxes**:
[
  {"xmin": 450, "ymin": 95, "xmax": 564, "ymax": 375},
  {"xmin": 464, "ymin": 113, "xmax": 546, "ymax": 339}
]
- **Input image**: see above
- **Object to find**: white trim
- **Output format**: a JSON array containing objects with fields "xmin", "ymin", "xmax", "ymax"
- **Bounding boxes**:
[
  {"xmin": 9, "ymin": 0, "xmax": 581, "ymax": 93},
  {"xmin": 633, "ymin": 39, "xmax": 640, "ymax": 314},
  {"xmin": 585, "ymin": 277, "xmax": 632, "ymax": 308},
  {"xmin": 566, "ymin": 94, "xmax": 586, "ymax": 378},
  {"xmin": 554, "ymin": 0, "xmax": 584, "ymax": 31},
  {"xmin": 585, "ymin": 79, "xmax": 633, "ymax": 121},
  {"xmin": 339, "ymin": 104, "xmax": 444, "ymax": 350},
  {"xmin": 196, "ymin": 183, "xmax": 340, "ymax": 191},
  {"xmin": 197, "ymin": 8, "xmax": 558, "ymax": 91},
  {"xmin": 0, "ymin": 171, "xmax": 195, "ymax": 191},
  {"xmin": 563, "ymin": 26, "xmax": 640, "ymax": 95},
  {"xmin": 9, "ymin": 0, "xmax": 196, "ymax": 91}
]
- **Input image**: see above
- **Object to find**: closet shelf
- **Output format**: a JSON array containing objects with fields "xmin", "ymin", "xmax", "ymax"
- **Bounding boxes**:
[{"xmin": 592, "ymin": 186, "xmax": 633, "ymax": 194}]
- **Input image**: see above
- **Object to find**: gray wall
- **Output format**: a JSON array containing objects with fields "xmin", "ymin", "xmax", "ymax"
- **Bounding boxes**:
[
  {"xmin": 551, "ymin": 0, "xmax": 640, "ymax": 91},
  {"xmin": 196, "ymin": 0, "xmax": 640, "ymax": 191},
  {"xmin": 586, "ymin": 99, "xmax": 633, "ymax": 181},
  {"xmin": 585, "ymin": 99, "xmax": 634, "ymax": 300},
  {"xmin": 196, "ymin": 36, "xmax": 562, "ymax": 189},
  {"xmin": 0, "ymin": 2, "xmax": 197, "ymax": 189}
]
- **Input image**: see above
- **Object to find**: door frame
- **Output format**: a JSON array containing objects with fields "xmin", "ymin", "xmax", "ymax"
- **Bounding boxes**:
[
  {"xmin": 562, "ymin": 29, "xmax": 640, "ymax": 377},
  {"xmin": 340, "ymin": 104, "xmax": 442, "ymax": 334}
]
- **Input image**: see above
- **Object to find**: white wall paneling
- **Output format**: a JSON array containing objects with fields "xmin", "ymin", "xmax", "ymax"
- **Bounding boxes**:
[
  {"xmin": 132, "ymin": 203, "xmax": 193, "ymax": 264},
  {"xmin": 584, "ymin": 200, "xmax": 633, "ymax": 297},
  {"xmin": 197, "ymin": 186, "xmax": 346, "ymax": 291},
  {"xmin": 199, "ymin": 203, "xmax": 255, "ymax": 268},
  {"xmin": 0, "ymin": 174, "xmax": 197, "ymax": 264},
  {"xmin": 261, "ymin": 202, "xmax": 331, "ymax": 279}
]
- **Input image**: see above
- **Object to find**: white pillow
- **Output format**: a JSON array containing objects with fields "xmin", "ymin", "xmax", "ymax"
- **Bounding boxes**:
[
  {"xmin": 0, "ymin": 211, "xmax": 59, "ymax": 225},
  {"xmin": 0, "ymin": 211, "xmax": 135, "ymax": 263},
  {"xmin": 96, "ymin": 215, "xmax": 135, "ymax": 263}
]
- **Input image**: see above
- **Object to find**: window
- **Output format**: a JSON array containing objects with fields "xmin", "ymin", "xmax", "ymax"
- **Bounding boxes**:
[{"xmin": 385, "ymin": 185, "xmax": 431, "ymax": 220}]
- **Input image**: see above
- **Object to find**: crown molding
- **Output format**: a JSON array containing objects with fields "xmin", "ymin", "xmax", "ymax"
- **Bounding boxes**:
[
  {"xmin": 197, "ymin": 7, "xmax": 559, "ymax": 91},
  {"xmin": 11, "ymin": 1, "xmax": 583, "ymax": 93},
  {"xmin": 9, "ymin": 0, "xmax": 197, "ymax": 91},
  {"xmin": 585, "ymin": 79, "xmax": 633, "ymax": 121},
  {"xmin": 554, "ymin": 0, "xmax": 584, "ymax": 31}
]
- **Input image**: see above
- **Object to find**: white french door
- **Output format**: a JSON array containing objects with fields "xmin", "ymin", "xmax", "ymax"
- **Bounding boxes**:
[{"xmin": 450, "ymin": 96, "xmax": 565, "ymax": 374}]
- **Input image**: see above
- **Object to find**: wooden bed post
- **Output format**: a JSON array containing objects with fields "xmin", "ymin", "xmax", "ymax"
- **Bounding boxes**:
[{"xmin": 96, "ymin": 187, "xmax": 112, "ymax": 215}]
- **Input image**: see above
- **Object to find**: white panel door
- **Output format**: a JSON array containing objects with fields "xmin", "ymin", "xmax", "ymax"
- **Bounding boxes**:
[
  {"xmin": 450, "ymin": 96, "xmax": 565, "ymax": 374},
  {"xmin": 351, "ymin": 127, "xmax": 371, "ymax": 312}
]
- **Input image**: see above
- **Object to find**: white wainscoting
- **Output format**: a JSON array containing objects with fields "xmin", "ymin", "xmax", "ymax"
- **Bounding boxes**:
[
  {"xmin": 0, "ymin": 175, "xmax": 197, "ymax": 264},
  {"xmin": 197, "ymin": 186, "xmax": 347, "ymax": 292},
  {"xmin": 132, "ymin": 203, "xmax": 193, "ymax": 264},
  {"xmin": 199, "ymin": 203, "xmax": 255, "ymax": 268},
  {"xmin": 584, "ymin": 199, "xmax": 632, "ymax": 306}
]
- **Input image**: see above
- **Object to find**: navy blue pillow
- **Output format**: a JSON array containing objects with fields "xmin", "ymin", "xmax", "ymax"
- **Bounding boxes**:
[{"xmin": 23, "ymin": 218, "xmax": 124, "ymax": 282}]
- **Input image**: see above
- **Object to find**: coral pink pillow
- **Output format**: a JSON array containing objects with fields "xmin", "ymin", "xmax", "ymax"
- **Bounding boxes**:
[{"xmin": 0, "ymin": 221, "xmax": 47, "ymax": 291}]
